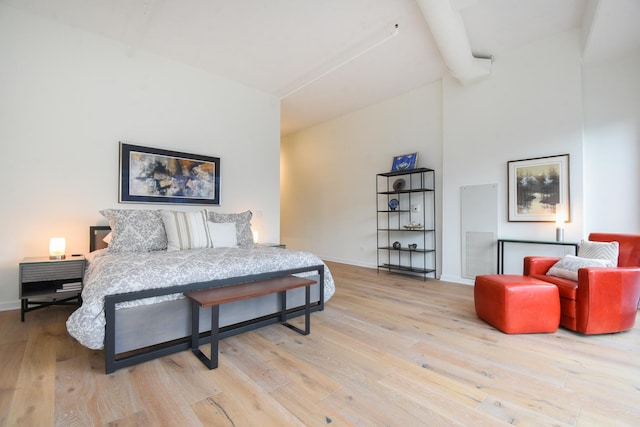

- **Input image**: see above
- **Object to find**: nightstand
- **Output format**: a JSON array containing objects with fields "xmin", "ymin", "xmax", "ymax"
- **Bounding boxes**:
[
  {"xmin": 19, "ymin": 255, "xmax": 85, "ymax": 321},
  {"xmin": 256, "ymin": 243, "xmax": 286, "ymax": 249}
]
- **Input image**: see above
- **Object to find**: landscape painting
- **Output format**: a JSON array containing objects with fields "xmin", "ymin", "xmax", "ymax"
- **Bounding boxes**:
[{"xmin": 507, "ymin": 154, "xmax": 569, "ymax": 222}]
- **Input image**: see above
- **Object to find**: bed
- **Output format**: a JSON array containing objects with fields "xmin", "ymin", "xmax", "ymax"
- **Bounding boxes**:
[{"xmin": 66, "ymin": 209, "xmax": 335, "ymax": 373}]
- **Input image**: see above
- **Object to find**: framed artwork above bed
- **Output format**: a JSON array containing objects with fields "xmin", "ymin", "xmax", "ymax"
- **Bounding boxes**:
[{"xmin": 119, "ymin": 142, "xmax": 220, "ymax": 205}]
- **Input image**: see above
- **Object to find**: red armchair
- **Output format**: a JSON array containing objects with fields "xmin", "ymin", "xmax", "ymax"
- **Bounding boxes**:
[{"xmin": 524, "ymin": 233, "xmax": 640, "ymax": 334}]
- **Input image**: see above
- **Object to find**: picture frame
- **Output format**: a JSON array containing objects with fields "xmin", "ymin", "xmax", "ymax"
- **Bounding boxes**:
[
  {"xmin": 391, "ymin": 152, "xmax": 418, "ymax": 172},
  {"xmin": 119, "ymin": 142, "xmax": 220, "ymax": 205},
  {"xmin": 507, "ymin": 154, "xmax": 570, "ymax": 222}
]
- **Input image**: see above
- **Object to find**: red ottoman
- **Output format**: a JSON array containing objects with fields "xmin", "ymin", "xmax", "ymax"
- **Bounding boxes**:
[{"xmin": 474, "ymin": 275, "xmax": 560, "ymax": 334}]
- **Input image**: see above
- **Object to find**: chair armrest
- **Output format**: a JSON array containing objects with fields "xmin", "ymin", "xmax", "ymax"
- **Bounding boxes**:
[
  {"xmin": 576, "ymin": 267, "xmax": 640, "ymax": 333},
  {"xmin": 523, "ymin": 256, "xmax": 560, "ymax": 276}
]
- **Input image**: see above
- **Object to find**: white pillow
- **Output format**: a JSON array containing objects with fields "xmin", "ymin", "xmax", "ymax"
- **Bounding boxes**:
[
  {"xmin": 578, "ymin": 240, "xmax": 619, "ymax": 266},
  {"xmin": 102, "ymin": 232, "xmax": 112, "ymax": 244},
  {"xmin": 208, "ymin": 221, "xmax": 238, "ymax": 248},
  {"xmin": 547, "ymin": 255, "xmax": 613, "ymax": 281},
  {"xmin": 161, "ymin": 210, "xmax": 212, "ymax": 252},
  {"xmin": 207, "ymin": 210, "xmax": 254, "ymax": 248}
]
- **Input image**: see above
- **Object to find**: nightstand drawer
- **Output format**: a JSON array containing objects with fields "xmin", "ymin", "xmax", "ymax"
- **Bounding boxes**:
[{"xmin": 20, "ymin": 261, "xmax": 84, "ymax": 283}]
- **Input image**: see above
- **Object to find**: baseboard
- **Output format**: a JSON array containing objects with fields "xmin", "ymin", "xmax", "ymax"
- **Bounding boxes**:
[
  {"xmin": 439, "ymin": 274, "xmax": 474, "ymax": 286},
  {"xmin": 319, "ymin": 256, "xmax": 377, "ymax": 270},
  {"xmin": 0, "ymin": 300, "xmax": 20, "ymax": 312},
  {"xmin": 321, "ymin": 257, "xmax": 461, "ymax": 283}
]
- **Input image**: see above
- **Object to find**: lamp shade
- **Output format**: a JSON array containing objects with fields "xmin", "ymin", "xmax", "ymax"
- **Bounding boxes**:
[
  {"xmin": 252, "ymin": 230, "xmax": 259, "ymax": 243},
  {"xmin": 555, "ymin": 204, "xmax": 565, "ymax": 227},
  {"xmin": 49, "ymin": 237, "xmax": 66, "ymax": 260},
  {"xmin": 554, "ymin": 204, "xmax": 565, "ymax": 242}
]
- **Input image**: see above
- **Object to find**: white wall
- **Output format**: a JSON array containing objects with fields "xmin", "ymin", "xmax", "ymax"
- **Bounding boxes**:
[
  {"xmin": 0, "ymin": 5, "xmax": 281, "ymax": 309},
  {"xmin": 582, "ymin": 51, "xmax": 640, "ymax": 233},
  {"xmin": 441, "ymin": 31, "xmax": 585, "ymax": 281},
  {"xmin": 281, "ymin": 83, "xmax": 442, "ymax": 269},
  {"xmin": 282, "ymin": 29, "xmax": 640, "ymax": 284}
]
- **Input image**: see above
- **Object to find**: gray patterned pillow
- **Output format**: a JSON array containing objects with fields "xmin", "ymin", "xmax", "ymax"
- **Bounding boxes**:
[
  {"xmin": 578, "ymin": 240, "xmax": 619, "ymax": 266},
  {"xmin": 207, "ymin": 210, "xmax": 254, "ymax": 248},
  {"xmin": 100, "ymin": 209, "xmax": 167, "ymax": 252},
  {"xmin": 547, "ymin": 255, "xmax": 612, "ymax": 281}
]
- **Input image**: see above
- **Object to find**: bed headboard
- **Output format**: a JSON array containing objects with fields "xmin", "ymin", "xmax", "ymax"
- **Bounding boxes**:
[{"xmin": 90, "ymin": 226, "xmax": 111, "ymax": 252}]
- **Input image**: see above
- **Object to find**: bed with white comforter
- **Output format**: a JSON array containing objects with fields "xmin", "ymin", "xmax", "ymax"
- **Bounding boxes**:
[{"xmin": 67, "ymin": 246, "xmax": 336, "ymax": 350}]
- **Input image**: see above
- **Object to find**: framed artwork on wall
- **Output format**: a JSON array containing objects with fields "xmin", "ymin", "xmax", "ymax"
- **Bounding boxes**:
[
  {"xmin": 507, "ymin": 154, "xmax": 570, "ymax": 222},
  {"xmin": 119, "ymin": 142, "xmax": 220, "ymax": 205},
  {"xmin": 391, "ymin": 152, "xmax": 418, "ymax": 172}
]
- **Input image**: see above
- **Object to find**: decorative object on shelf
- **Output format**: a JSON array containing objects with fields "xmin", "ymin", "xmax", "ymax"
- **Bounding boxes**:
[
  {"xmin": 408, "ymin": 243, "xmax": 418, "ymax": 250},
  {"xmin": 49, "ymin": 237, "xmax": 66, "ymax": 260},
  {"xmin": 388, "ymin": 198, "xmax": 399, "ymax": 211},
  {"xmin": 392, "ymin": 241, "xmax": 401, "ymax": 249},
  {"xmin": 507, "ymin": 154, "xmax": 570, "ymax": 222},
  {"xmin": 391, "ymin": 152, "xmax": 418, "ymax": 172},
  {"xmin": 392, "ymin": 178, "xmax": 406, "ymax": 192},
  {"xmin": 403, "ymin": 221, "xmax": 423, "ymax": 230},
  {"xmin": 119, "ymin": 142, "xmax": 221, "ymax": 205}
]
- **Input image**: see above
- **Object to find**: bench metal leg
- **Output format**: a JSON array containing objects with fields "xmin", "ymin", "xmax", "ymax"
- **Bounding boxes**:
[
  {"xmin": 209, "ymin": 304, "xmax": 219, "ymax": 368},
  {"xmin": 191, "ymin": 301, "xmax": 219, "ymax": 369},
  {"xmin": 280, "ymin": 285, "xmax": 311, "ymax": 335},
  {"xmin": 190, "ymin": 300, "xmax": 199, "ymax": 350}
]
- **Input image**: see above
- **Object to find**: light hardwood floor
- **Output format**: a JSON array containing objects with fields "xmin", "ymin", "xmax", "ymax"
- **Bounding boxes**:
[{"xmin": 1, "ymin": 261, "xmax": 639, "ymax": 426}]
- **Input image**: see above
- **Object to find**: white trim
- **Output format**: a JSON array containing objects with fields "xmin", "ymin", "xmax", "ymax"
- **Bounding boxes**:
[{"xmin": 0, "ymin": 301, "xmax": 20, "ymax": 312}]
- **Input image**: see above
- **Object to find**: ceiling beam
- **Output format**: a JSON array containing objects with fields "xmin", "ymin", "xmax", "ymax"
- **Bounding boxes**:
[{"xmin": 416, "ymin": 0, "xmax": 492, "ymax": 85}]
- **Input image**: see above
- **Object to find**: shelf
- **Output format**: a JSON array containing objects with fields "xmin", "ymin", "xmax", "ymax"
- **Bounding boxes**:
[
  {"xmin": 379, "ymin": 263, "xmax": 436, "ymax": 275},
  {"xmin": 377, "ymin": 188, "xmax": 434, "ymax": 195},
  {"xmin": 378, "ymin": 247, "xmax": 435, "ymax": 253},
  {"xmin": 377, "ymin": 167, "xmax": 434, "ymax": 177},
  {"xmin": 25, "ymin": 288, "xmax": 81, "ymax": 300},
  {"xmin": 376, "ymin": 167, "xmax": 437, "ymax": 280},
  {"xmin": 377, "ymin": 228, "xmax": 435, "ymax": 232}
]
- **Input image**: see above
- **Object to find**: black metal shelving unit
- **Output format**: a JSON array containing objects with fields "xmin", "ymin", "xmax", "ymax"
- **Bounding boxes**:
[{"xmin": 376, "ymin": 168, "xmax": 436, "ymax": 280}]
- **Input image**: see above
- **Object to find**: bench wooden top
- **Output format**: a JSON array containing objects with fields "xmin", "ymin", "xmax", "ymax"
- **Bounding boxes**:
[{"xmin": 184, "ymin": 275, "xmax": 316, "ymax": 308}]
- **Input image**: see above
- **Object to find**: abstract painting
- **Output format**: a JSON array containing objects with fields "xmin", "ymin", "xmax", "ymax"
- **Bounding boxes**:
[{"xmin": 119, "ymin": 142, "xmax": 220, "ymax": 205}]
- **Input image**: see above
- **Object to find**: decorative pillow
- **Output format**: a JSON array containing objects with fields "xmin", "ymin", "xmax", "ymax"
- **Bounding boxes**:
[
  {"xmin": 207, "ymin": 210, "xmax": 254, "ymax": 247},
  {"xmin": 208, "ymin": 222, "xmax": 238, "ymax": 248},
  {"xmin": 103, "ymin": 232, "xmax": 112, "ymax": 245},
  {"xmin": 161, "ymin": 210, "xmax": 212, "ymax": 251},
  {"xmin": 100, "ymin": 209, "xmax": 167, "ymax": 252},
  {"xmin": 547, "ymin": 255, "xmax": 613, "ymax": 281},
  {"xmin": 578, "ymin": 240, "xmax": 619, "ymax": 266}
]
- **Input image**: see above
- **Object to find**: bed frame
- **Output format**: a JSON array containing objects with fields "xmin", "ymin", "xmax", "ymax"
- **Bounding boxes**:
[{"xmin": 88, "ymin": 226, "xmax": 325, "ymax": 374}]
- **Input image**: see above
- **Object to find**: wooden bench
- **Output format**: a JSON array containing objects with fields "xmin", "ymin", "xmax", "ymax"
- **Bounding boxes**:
[{"xmin": 184, "ymin": 275, "xmax": 316, "ymax": 369}]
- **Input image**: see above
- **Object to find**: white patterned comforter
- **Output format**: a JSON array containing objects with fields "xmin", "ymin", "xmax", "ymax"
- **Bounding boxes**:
[{"xmin": 66, "ymin": 246, "xmax": 335, "ymax": 350}]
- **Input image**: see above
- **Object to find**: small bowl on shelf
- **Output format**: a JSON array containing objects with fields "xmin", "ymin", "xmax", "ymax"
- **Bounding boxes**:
[
  {"xmin": 403, "ymin": 222, "xmax": 423, "ymax": 230},
  {"xmin": 392, "ymin": 178, "xmax": 406, "ymax": 192}
]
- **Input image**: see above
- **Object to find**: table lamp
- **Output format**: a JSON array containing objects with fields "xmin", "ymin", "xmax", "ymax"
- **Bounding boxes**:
[
  {"xmin": 49, "ymin": 237, "xmax": 66, "ymax": 260},
  {"xmin": 555, "ymin": 205, "xmax": 565, "ymax": 242}
]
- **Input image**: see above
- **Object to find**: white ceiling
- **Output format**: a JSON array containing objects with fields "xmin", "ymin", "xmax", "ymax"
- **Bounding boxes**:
[{"xmin": 4, "ymin": 0, "xmax": 640, "ymax": 135}]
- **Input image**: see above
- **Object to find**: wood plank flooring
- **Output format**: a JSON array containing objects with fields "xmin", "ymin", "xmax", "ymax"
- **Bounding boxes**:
[{"xmin": 1, "ymin": 261, "xmax": 639, "ymax": 426}]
